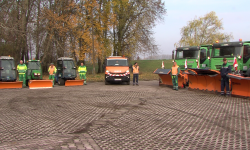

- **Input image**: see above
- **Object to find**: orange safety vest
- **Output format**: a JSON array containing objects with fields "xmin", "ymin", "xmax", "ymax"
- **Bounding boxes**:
[
  {"xmin": 133, "ymin": 65, "xmax": 139, "ymax": 74},
  {"xmin": 48, "ymin": 66, "xmax": 56, "ymax": 75},
  {"xmin": 171, "ymin": 66, "xmax": 178, "ymax": 75}
]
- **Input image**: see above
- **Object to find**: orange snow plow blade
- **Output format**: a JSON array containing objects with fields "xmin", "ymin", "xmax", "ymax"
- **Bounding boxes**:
[
  {"xmin": 65, "ymin": 80, "xmax": 84, "ymax": 87},
  {"xmin": 0, "ymin": 81, "xmax": 23, "ymax": 89},
  {"xmin": 187, "ymin": 69, "xmax": 221, "ymax": 92},
  {"xmin": 153, "ymin": 69, "xmax": 185, "ymax": 88},
  {"xmin": 227, "ymin": 74, "xmax": 250, "ymax": 97},
  {"xmin": 29, "ymin": 80, "xmax": 53, "ymax": 89}
]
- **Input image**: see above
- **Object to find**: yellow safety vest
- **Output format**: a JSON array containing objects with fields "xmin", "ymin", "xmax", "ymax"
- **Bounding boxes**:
[
  {"xmin": 48, "ymin": 66, "xmax": 57, "ymax": 75},
  {"xmin": 17, "ymin": 64, "xmax": 27, "ymax": 74},
  {"xmin": 78, "ymin": 66, "xmax": 87, "ymax": 73}
]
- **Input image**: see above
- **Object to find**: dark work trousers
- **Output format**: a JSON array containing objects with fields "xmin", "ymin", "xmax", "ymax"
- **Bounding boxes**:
[
  {"xmin": 133, "ymin": 74, "xmax": 138, "ymax": 84},
  {"xmin": 221, "ymin": 77, "xmax": 230, "ymax": 95}
]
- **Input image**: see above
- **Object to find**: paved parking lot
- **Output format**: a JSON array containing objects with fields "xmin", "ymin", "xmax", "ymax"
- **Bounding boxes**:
[{"xmin": 0, "ymin": 80, "xmax": 249, "ymax": 149}]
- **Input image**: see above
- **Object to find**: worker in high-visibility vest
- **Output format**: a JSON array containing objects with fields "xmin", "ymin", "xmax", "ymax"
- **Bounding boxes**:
[
  {"xmin": 170, "ymin": 61, "xmax": 180, "ymax": 90},
  {"xmin": 220, "ymin": 58, "xmax": 231, "ymax": 97},
  {"xmin": 48, "ymin": 63, "xmax": 57, "ymax": 87},
  {"xmin": 17, "ymin": 60, "xmax": 27, "ymax": 87},
  {"xmin": 78, "ymin": 62, "xmax": 87, "ymax": 85},
  {"xmin": 132, "ymin": 62, "xmax": 139, "ymax": 86}
]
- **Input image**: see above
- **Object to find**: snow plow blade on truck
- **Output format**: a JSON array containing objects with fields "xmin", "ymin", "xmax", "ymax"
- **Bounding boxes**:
[
  {"xmin": 28, "ymin": 80, "xmax": 53, "ymax": 89},
  {"xmin": 153, "ymin": 69, "xmax": 185, "ymax": 88},
  {"xmin": 0, "ymin": 81, "xmax": 23, "ymax": 89},
  {"xmin": 65, "ymin": 80, "xmax": 84, "ymax": 86},
  {"xmin": 187, "ymin": 69, "xmax": 221, "ymax": 92},
  {"xmin": 227, "ymin": 74, "xmax": 250, "ymax": 97}
]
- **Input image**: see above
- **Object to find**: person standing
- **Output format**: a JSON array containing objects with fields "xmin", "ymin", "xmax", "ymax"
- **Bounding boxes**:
[
  {"xmin": 132, "ymin": 62, "xmax": 139, "ymax": 86},
  {"xmin": 78, "ymin": 62, "xmax": 87, "ymax": 85},
  {"xmin": 17, "ymin": 60, "xmax": 27, "ymax": 87},
  {"xmin": 170, "ymin": 61, "xmax": 180, "ymax": 90},
  {"xmin": 48, "ymin": 63, "xmax": 57, "ymax": 87},
  {"xmin": 220, "ymin": 58, "xmax": 231, "ymax": 96}
]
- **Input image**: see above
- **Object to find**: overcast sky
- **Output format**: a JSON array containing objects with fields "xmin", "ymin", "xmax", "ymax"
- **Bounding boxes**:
[{"xmin": 153, "ymin": 0, "xmax": 250, "ymax": 55}]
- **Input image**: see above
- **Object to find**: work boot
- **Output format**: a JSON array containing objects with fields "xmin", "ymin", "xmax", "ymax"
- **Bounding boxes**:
[
  {"xmin": 136, "ymin": 83, "xmax": 139, "ymax": 86},
  {"xmin": 133, "ymin": 83, "xmax": 135, "ymax": 86},
  {"xmin": 176, "ymin": 88, "xmax": 178, "ymax": 91}
]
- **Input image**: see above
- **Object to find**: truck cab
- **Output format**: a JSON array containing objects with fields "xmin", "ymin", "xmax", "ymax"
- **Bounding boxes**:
[
  {"xmin": 104, "ymin": 56, "xmax": 130, "ymax": 85},
  {"xmin": 210, "ymin": 40, "xmax": 250, "ymax": 76},
  {"xmin": 56, "ymin": 57, "xmax": 77, "ymax": 85},
  {"xmin": 173, "ymin": 45, "xmax": 211, "ymax": 71},
  {"xmin": 0, "ymin": 56, "xmax": 17, "ymax": 82},
  {"xmin": 26, "ymin": 60, "xmax": 42, "ymax": 85}
]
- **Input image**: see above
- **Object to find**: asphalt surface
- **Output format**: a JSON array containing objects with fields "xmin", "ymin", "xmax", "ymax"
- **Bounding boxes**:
[{"xmin": 0, "ymin": 80, "xmax": 249, "ymax": 150}]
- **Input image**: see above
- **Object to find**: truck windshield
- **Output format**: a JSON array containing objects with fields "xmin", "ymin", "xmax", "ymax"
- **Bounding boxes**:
[
  {"xmin": 28, "ymin": 61, "xmax": 40, "ymax": 70},
  {"xmin": 63, "ymin": 60, "xmax": 75, "ymax": 69},
  {"xmin": 2, "ymin": 59, "xmax": 15, "ymax": 69},
  {"xmin": 175, "ymin": 50, "xmax": 199, "ymax": 59},
  {"xmin": 63, "ymin": 60, "xmax": 76, "ymax": 75},
  {"xmin": 107, "ymin": 59, "xmax": 128, "ymax": 66},
  {"xmin": 1, "ymin": 59, "xmax": 16, "ymax": 79},
  {"xmin": 211, "ymin": 46, "xmax": 242, "ymax": 57}
]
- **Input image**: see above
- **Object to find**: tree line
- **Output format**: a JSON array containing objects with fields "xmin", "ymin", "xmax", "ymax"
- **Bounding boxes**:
[{"xmin": 0, "ymin": 0, "xmax": 166, "ymax": 74}]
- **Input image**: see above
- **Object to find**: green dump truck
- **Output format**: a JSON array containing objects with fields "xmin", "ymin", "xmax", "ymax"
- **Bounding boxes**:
[{"xmin": 210, "ymin": 40, "xmax": 250, "ymax": 76}]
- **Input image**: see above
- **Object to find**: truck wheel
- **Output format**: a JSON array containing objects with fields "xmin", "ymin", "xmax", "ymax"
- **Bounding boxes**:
[{"xmin": 58, "ymin": 78, "xmax": 65, "ymax": 85}]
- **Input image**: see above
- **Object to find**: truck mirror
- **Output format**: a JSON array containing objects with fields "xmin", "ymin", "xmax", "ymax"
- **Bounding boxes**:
[{"xmin": 207, "ymin": 50, "xmax": 210, "ymax": 57}]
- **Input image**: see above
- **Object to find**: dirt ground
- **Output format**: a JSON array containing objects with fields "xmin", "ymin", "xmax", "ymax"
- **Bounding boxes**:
[{"xmin": 0, "ymin": 80, "xmax": 249, "ymax": 149}]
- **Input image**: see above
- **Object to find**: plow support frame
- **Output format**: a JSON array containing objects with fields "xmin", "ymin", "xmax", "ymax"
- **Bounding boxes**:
[
  {"xmin": 65, "ymin": 80, "xmax": 84, "ymax": 87},
  {"xmin": 0, "ymin": 81, "xmax": 23, "ymax": 89},
  {"xmin": 29, "ymin": 80, "xmax": 53, "ymax": 89}
]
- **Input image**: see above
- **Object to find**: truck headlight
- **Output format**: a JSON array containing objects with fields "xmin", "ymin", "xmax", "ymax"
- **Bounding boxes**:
[
  {"xmin": 126, "ymin": 70, "xmax": 129, "ymax": 73},
  {"xmin": 106, "ymin": 70, "xmax": 110, "ymax": 73},
  {"xmin": 34, "ymin": 73, "xmax": 37, "ymax": 75},
  {"xmin": 38, "ymin": 73, "xmax": 40, "ymax": 75}
]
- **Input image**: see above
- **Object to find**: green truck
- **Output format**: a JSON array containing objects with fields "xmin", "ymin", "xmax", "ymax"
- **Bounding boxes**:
[
  {"xmin": 210, "ymin": 40, "xmax": 250, "ymax": 76},
  {"xmin": 173, "ymin": 45, "xmax": 212, "ymax": 70},
  {"xmin": 25, "ymin": 59, "xmax": 42, "ymax": 85}
]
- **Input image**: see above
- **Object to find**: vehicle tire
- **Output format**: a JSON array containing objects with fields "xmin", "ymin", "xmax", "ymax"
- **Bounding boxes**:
[
  {"xmin": 26, "ymin": 80, "xmax": 29, "ymax": 86},
  {"xmin": 58, "ymin": 78, "xmax": 65, "ymax": 85},
  {"xmin": 105, "ymin": 80, "xmax": 109, "ymax": 85},
  {"xmin": 246, "ymin": 68, "xmax": 250, "ymax": 77},
  {"xmin": 127, "ymin": 81, "xmax": 130, "ymax": 85}
]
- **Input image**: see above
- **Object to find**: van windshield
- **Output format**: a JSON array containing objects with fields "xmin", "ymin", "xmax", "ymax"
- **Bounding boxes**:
[{"xmin": 107, "ymin": 59, "xmax": 128, "ymax": 66}]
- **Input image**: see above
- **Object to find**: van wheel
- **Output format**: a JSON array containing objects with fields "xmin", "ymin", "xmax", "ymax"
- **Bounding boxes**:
[{"xmin": 58, "ymin": 78, "xmax": 65, "ymax": 85}]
